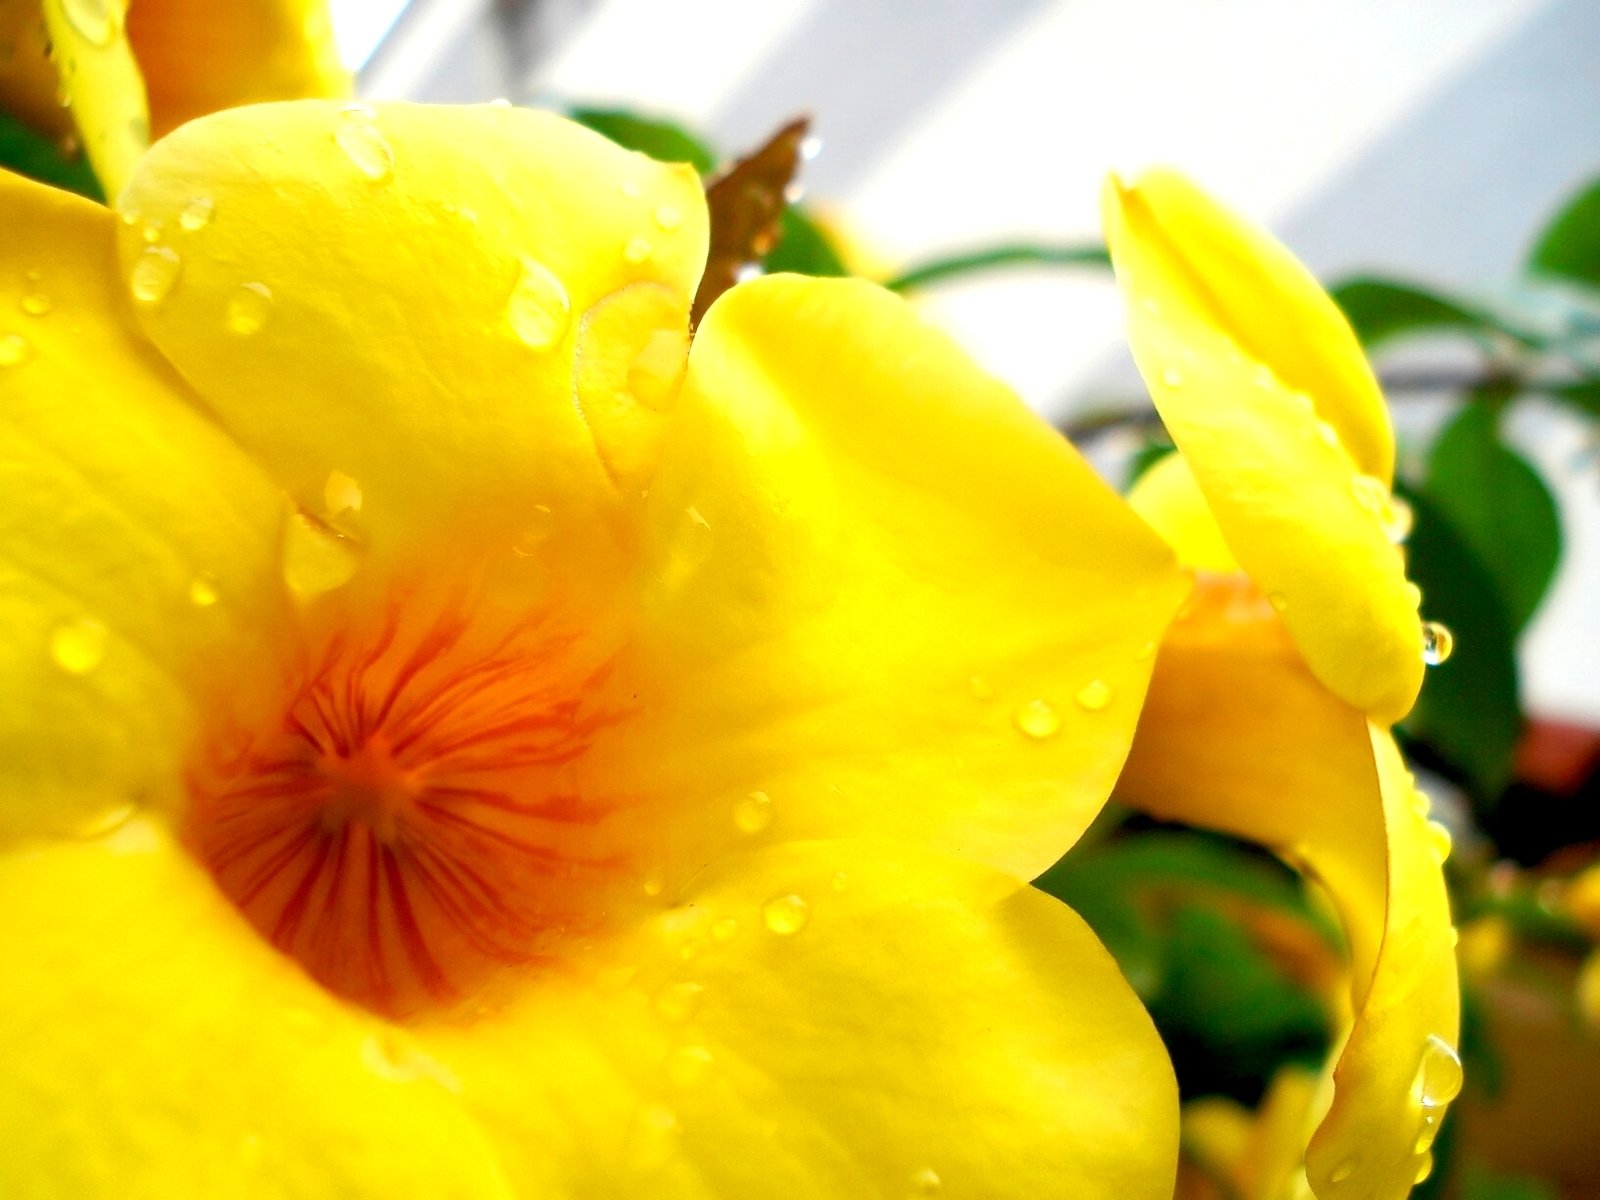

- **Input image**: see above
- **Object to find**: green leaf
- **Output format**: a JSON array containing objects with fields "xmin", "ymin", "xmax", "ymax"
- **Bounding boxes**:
[
  {"xmin": 1400, "ymin": 485, "xmax": 1523, "ymax": 799},
  {"xmin": 1425, "ymin": 399, "xmax": 1561, "ymax": 634},
  {"xmin": 762, "ymin": 206, "xmax": 848, "ymax": 277},
  {"xmin": 1528, "ymin": 174, "xmax": 1600, "ymax": 291},
  {"xmin": 0, "ymin": 110, "xmax": 103, "ymax": 202},
  {"xmin": 1330, "ymin": 277, "xmax": 1539, "ymax": 351},
  {"xmin": 1461, "ymin": 1164, "xmax": 1559, "ymax": 1200},
  {"xmin": 566, "ymin": 107, "xmax": 717, "ymax": 174},
  {"xmin": 1548, "ymin": 378, "xmax": 1600, "ymax": 418},
  {"xmin": 883, "ymin": 242, "xmax": 1110, "ymax": 293}
]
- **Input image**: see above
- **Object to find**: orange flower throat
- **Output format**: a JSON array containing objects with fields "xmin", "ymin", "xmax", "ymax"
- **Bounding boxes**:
[{"xmin": 186, "ymin": 595, "xmax": 626, "ymax": 1019}]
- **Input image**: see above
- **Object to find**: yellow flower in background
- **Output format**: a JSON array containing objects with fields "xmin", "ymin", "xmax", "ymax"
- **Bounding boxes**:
[
  {"xmin": 0, "ymin": 0, "xmax": 345, "ymax": 193},
  {"xmin": 0, "ymin": 102, "xmax": 1189, "ymax": 1195},
  {"xmin": 1104, "ymin": 171, "xmax": 1461, "ymax": 1200}
]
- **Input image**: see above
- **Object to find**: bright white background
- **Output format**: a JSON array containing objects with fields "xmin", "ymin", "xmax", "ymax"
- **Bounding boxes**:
[{"xmin": 336, "ymin": 0, "xmax": 1600, "ymax": 724}]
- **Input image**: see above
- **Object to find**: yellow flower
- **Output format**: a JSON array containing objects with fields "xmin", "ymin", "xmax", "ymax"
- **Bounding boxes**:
[
  {"xmin": 0, "ymin": 102, "xmax": 1190, "ymax": 1196},
  {"xmin": 1103, "ymin": 170, "xmax": 1461, "ymax": 1200},
  {"xmin": 0, "ymin": 0, "xmax": 345, "ymax": 193}
]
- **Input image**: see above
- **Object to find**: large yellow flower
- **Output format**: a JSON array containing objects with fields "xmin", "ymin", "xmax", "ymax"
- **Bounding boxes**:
[
  {"xmin": 0, "ymin": 102, "xmax": 1190, "ymax": 1196},
  {"xmin": 1103, "ymin": 171, "xmax": 1462, "ymax": 1200},
  {"xmin": 0, "ymin": 0, "xmax": 345, "ymax": 193}
]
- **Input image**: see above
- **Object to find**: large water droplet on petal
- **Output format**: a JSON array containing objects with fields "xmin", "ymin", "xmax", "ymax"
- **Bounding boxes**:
[
  {"xmin": 504, "ymin": 256, "xmax": 571, "ymax": 351},
  {"xmin": 333, "ymin": 117, "xmax": 394, "ymax": 182},
  {"xmin": 1075, "ymin": 679, "xmax": 1112, "ymax": 711},
  {"xmin": 1414, "ymin": 1034, "xmax": 1464, "ymax": 1108},
  {"xmin": 1013, "ymin": 699, "xmax": 1061, "ymax": 739},
  {"xmin": 179, "ymin": 196, "xmax": 214, "ymax": 232},
  {"xmin": 733, "ymin": 791, "xmax": 774, "ymax": 835},
  {"xmin": 129, "ymin": 245, "xmax": 181, "ymax": 308},
  {"xmin": 227, "ymin": 282, "xmax": 273, "ymax": 335},
  {"xmin": 51, "ymin": 614, "xmax": 108, "ymax": 674},
  {"xmin": 763, "ymin": 893, "xmax": 810, "ymax": 936},
  {"xmin": 281, "ymin": 513, "xmax": 359, "ymax": 599},
  {"xmin": 1421, "ymin": 621, "xmax": 1454, "ymax": 666},
  {"xmin": 911, "ymin": 1167, "xmax": 943, "ymax": 1195}
]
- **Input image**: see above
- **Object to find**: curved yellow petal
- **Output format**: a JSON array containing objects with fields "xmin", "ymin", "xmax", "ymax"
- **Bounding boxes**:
[
  {"xmin": 1127, "ymin": 451, "xmax": 1239, "ymax": 572},
  {"xmin": 0, "ymin": 169, "xmax": 285, "ymax": 839},
  {"xmin": 0, "ymin": 820, "xmax": 515, "ymax": 1197},
  {"xmin": 127, "ymin": 0, "xmax": 347, "ymax": 138},
  {"xmin": 41, "ymin": 0, "xmax": 148, "ymax": 195},
  {"xmin": 424, "ymin": 839, "xmax": 1179, "ymax": 1199},
  {"xmin": 117, "ymin": 101, "xmax": 708, "ymax": 556},
  {"xmin": 1117, "ymin": 578, "xmax": 1461, "ymax": 1200},
  {"xmin": 1105, "ymin": 172, "xmax": 1423, "ymax": 724},
  {"xmin": 1107, "ymin": 169, "xmax": 1391, "ymax": 479},
  {"xmin": 595, "ymin": 274, "xmax": 1186, "ymax": 883}
]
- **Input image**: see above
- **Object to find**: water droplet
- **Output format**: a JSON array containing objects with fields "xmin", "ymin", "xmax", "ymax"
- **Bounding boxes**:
[
  {"xmin": 1425, "ymin": 819, "xmax": 1453, "ymax": 864},
  {"xmin": 911, "ymin": 1167, "xmax": 943, "ymax": 1194},
  {"xmin": 1384, "ymin": 495, "xmax": 1414, "ymax": 543},
  {"xmin": 129, "ymin": 245, "xmax": 181, "ymax": 307},
  {"xmin": 626, "ymin": 327, "xmax": 688, "ymax": 411},
  {"xmin": 642, "ymin": 865, "xmax": 667, "ymax": 897},
  {"xmin": 188, "ymin": 572, "xmax": 220, "ymax": 608},
  {"xmin": 625, "ymin": 1103, "xmax": 679, "ymax": 1171},
  {"xmin": 1328, "ymin": 1157, "xmax": 1358, "ymax": 1184},
  {"xmin": 51, "ymin": 614, "xmax": 107, "ymax": 674},
  {"xmin": 59, "ymin": 0, "xmax": 117, "ymax": 46},
  {"xmin": 664, "ymin": 1044, "xmax": 713, "ymax": 1086},
  {"xmin": 20, "ymin": 291, "xmax": 51, "ymax": 316},
  {"xmin": 763, "ymin": 893, "xmax": 810, "ymax": 936},
  {"xmin": 1014, "ymin": 698, "xmax": 1061, "ymax": 739},
  {"xmin": 733, "ymin": 791, "xmax": 774, "ymax": 835},
  {"xmin": 1414, "ymin": 1034, "xmax": 1463, "ymax": 1108},
  {"xmin": 141, "ymin": 221, "xmax": 163, "ymax": 244},
  {"xmin": 624, "ymin": 236, "xmax": 652, "ymax": 264},
  {"xmin": 178, "ymin": 196, "xmax": 214, "ymax": 232},
  {"xmin": 1160, "ymin": 367, "xmax": 1183, "ymax": 388},
  {"xmin": 323, "ymin": 469, "xmax": 362, "ymax": 520},
  {"xmin": 1412, "ymin": 1153, "xmax": 1434, "ymax": 1185},
  {"xmin": 1421, "ymin": 621, "xmax": 1454, "ymax": 666},
  {"xmin": 0, "ymin": 332, "xmax": 31, "ymax": 366},
  {"xmin": 830, "ymin": 871, "xmax": 849, "ymax": 892},
  {"xmin": 710, "ymin": 916, "xmax": 739, "ymax": 943},
  {"xmin": 620, "ymin": 179, "xmax": 642, "ymax": 199},
  {"xmin": 1350, "ymin": 473, "xmax": 1388, "ymax": 514},
  {"xmin": 512, "ymin": 505, "xmax": 556, "ymax": 556},
  {"xmin": 333, "ymin": 117, "xmax": 394, "ymax": 182},
  {"xmin": 1266, "ymin": 591, "xmax": 1289, "ymax": 613},
  {"xmin": 652, "ymin": 981, "xmax": 704, "ymax": 1024},
  {"xmin": 1315, "ymin": 419, "xmax": 1341, "ymax": 449},
  {"xmin": 281, "ymin": 512, "xmax": 359, "ymax": 599},
  {"xmin": 654, "ymin": 203, "xmax": 683, "ymax": 231},
  {"xmin": 226, "ymin": 282, "xmax": 273, "ymax": 335},
  {"xmin": 1414, "ymin": 1110, "xmax": 1441, "ymax": 1153},
  {"xmin": 504, "ymin": 256, "xmax": 570, "ymax": 351},
  {"xmin": 1075, "ymin": 679, "xmax": 1112, "ymax": 711}
]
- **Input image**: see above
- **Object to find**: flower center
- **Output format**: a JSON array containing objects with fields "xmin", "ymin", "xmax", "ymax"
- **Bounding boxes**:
[{"xmin": 185, "ymin": 593, "xmax": 627, "ymax": 1018}]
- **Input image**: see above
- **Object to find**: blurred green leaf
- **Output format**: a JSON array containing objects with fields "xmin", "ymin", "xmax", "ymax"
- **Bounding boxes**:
[
  {"xmin": 1400, "ymin": 486, "xmax": 1523, "ymax": 799},
  {"xmin": 884, "ymin": 242, "xmax": 1110, "ymax": 293},
  {"xmin": 763, "ymin": 206, "xmax": 848, "ymax": 277},
  {"xmin": 566, "ymin": 107, "xmax": 717, "ymax": 174},
  {"xmin": 1425, "ymin": 399, "xmax": 1561, "ymax": 634},
  {"xmin": 1548, "ymin": 378, "xmax": 1600, "ymax": 418},
  {"xmin": 1461, "ymin": 1164, "xmax": 1559, "ymax": 1200},
  {"xmin": 1037, "ymin": 830, "xmax": 1334, "ymax": 1103},
  {"xmin": 1528, "ymin": 174, "xmax": 1600, "ymax": 292},
  {"xmin": 0, "ymin": 111, "xmax": 102, "ymax": 202},
  {"xmin": 1331, "ymin": 277, "xmax": 1538, "ymax": 350}
]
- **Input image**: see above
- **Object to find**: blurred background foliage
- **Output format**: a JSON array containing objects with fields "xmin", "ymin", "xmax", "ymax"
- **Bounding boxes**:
[{"xmin": 7, "ymin": 90, "xmax": 1599, "ymax": 1200}]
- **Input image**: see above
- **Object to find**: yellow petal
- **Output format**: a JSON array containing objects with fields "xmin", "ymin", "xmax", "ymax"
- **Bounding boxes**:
[
  {"xmin": 1105, "ymin": 171, "xmax": 1423, "ymax": 723},
  {"xmin": 0, "ymin": 820, "xmax": 515, "ymax": 1197},
  {"xmin": 600, "ymin": 274, "xmax": 1186, "ymax": 883},
  {"xmin": 0, "ymin": 2, "xmax": 74, "ymax": 141},
  {"xmin": 127, "ymin": 0, "xmax": 347, "ymax": 138},
  {"xmin": 424, "ymin": 839, "xmax": 1179, "ymax": 1199},
  {"xmin": 41, "ymin": 0, "xmax": 149, "ymax": 195},
  {"xmin": 1118, "ymin": 577, "xmax": 1461, "ymax": 1200},
  {"xmin": 1127, "ymin": 451, "xmax": 1239, "ymax": 572},
  {"xmin": 0, "ymin": 168, "xmax": 285, "ymax": 839},
  {"xmin": 116, "ymin": 101, "xmax": 708, "ymax": 556},
  {"xmin": 1107, "ymin": 169, "xmax": 1391, "ymax": 479}
]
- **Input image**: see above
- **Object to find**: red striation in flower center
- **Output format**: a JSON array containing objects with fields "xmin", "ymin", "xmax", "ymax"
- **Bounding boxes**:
[{"xmin": 186, "ymin": 596, "xmax": 627, "ymax": 1018}]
